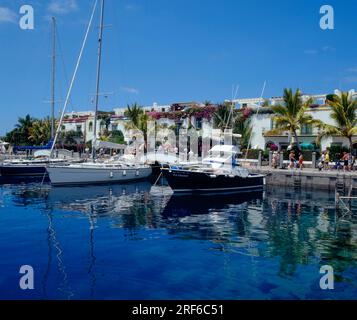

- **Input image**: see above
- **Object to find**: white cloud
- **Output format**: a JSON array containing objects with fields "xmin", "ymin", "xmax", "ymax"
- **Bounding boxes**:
[
  {"xmin": 0, "ymin": 7, "xmax": 17, "ymax": 24},
  {"xmin": 343, "ymin": 76, "xmax": 357, "ymax": 83},
  {"xmin": 347, "ymin": 67, "xmax": 357, "ymax": 73},
  {"xmin": 121, "ymin": 86, "xmax": 139, "ymax": 94},
  {"xmin": 322, "ymin": 46, "xmax": 336, "ymax": 53},
  {"xmin": 48, "ymin": 0, "xmax": 78, "ymax": 15},
  {"xmin": 304, "ymin": 46, "xmax": 336, "ymax": 55},
  {"xmin": 304, "ymin": 49, "xmax": 318, "ymax": 55},
  {"xmin": 125, "ymin": 4, "xmax": 142, "ymax": 11}
]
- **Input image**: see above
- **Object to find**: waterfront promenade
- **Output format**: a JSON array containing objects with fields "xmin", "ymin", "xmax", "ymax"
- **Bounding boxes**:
[{"xmin": 250, "ymin": 166, "xmax": 357, "ymax": 191}]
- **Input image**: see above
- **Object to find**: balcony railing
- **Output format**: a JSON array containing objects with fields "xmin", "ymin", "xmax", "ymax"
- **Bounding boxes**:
[{"xmin": 262, "ymin": 127, "xmax": 321, "ymax": 137}]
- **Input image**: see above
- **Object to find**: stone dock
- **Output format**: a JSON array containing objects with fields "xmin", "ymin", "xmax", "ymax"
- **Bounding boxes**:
[{"xmin": 249, "ymin": 167, "xmax": 357, "ymax": 191}]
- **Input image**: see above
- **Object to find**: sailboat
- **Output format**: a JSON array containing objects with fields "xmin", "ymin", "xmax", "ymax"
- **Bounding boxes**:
[
  {"xmin": 46, "ymin": 0, "xmax": 152, "ymax": 186},
  {"xmin": 0, "ymin": 18, "xmax": 76, "ymax": 180}
]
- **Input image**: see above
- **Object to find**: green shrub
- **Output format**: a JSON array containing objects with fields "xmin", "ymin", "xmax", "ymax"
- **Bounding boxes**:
[
  {"xmin": 328, "ymin": 145, "xmax": 349, "ymax": 161},
  {"xmin": 240, "ymin": 149, "xmax": 264, "ymax": 159},
  {"xmin": 110, "ymin": 130, "xmax": 125, "ymax": 144}
]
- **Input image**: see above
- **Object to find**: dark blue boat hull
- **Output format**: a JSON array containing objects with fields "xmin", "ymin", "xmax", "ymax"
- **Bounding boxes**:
[
  {"xmin": 162, "ymin": 168, "xmax": 265, "ymax": 195},
  {"xmin": 0, "ymin": 165, "xmax": 47, "ymax": 177}
]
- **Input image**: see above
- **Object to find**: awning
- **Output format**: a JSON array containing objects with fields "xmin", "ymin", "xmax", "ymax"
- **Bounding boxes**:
[
  {"xmin": 300, "ymin": 143, "xmax": 315, "ymax": 151},
  {"xmin": 13, "ymin": 139, "xmax": 54, "ymax": 151}
]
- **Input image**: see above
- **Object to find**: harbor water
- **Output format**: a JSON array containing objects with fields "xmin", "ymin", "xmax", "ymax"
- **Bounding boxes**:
[{"xmin": 0, "ymin": 179, "xmax": 356, "ymax": 300}]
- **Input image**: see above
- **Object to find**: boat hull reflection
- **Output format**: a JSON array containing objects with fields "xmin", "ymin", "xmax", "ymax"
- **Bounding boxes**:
[
  {"xmin": 49, "ymin": 181, "xmax": 150, "ymax": 199},
  {"xmin": 162, "ymin": 191, "xmax": 264, "ymax": 217}
]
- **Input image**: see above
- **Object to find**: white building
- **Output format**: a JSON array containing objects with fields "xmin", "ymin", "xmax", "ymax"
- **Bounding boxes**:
[
  {"xmin": 61, "ymin": 103, "xmax": 173, "ymax": 144},
  {"xmin": 237, "ymin": 89, "xmax": 357, "ymax": 153}
]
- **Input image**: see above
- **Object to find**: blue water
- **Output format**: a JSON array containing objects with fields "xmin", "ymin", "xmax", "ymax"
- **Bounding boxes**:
[{"xmin": 0, "ymin": 180, "xmax": 356, "ymax": 300}]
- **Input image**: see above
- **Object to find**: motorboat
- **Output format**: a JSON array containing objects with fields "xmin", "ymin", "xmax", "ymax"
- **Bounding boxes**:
[{"xmin": 161, "ymin": 145, "xmax": 265, "ymax": 195}]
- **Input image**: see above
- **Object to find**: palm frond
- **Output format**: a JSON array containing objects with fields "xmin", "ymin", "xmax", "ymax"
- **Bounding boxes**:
[{"xmin": 265, "ymin": 128, "xmax": 287, "ymax": 136}]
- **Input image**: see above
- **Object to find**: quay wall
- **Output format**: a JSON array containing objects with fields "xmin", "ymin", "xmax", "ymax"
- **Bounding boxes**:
[{"xmin": 250, "ymin": 168, "xmax": 357, "ymax": 191}]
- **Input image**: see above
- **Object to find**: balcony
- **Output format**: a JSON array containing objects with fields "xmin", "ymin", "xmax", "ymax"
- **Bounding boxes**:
[
  {"xmin": 262, "ymin": 127, "xmax": 289, "ymax": 137},
  {"xmin": 262, "ymin": 127, "xmax": 321, "ymax": 137}
]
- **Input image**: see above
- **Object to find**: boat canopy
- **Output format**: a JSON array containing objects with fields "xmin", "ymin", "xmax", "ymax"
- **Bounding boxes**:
[
  {"xmin": 13, "ymin": 139, "xmax": 54, "ymax": 152},
  {"xmin": 0, "ymin": 140, "xmax": 9, "ymax": 146}
]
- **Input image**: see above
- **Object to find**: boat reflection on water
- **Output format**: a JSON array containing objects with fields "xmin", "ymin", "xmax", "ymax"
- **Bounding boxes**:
[
  {"xmin": 47, "ymin": 181, "xmax": 153, "ymax": 214},
  {"xmin": 8, "ymin": 181, "xmax": 152, "ymax": 211},
  {"xmin": 2, "ymin": 181, "xmax": 357, "ymax": 299},
  {"xmin": 4, "ymin": 181, "xmax": 154, "ymax": 299},
  {"xmin": 158, "ymin": 191, "xmax": 264, "ymax": 246},
  {"xmin": 162, "ymin": 191, "xmax": 264, "ymax": 218}
]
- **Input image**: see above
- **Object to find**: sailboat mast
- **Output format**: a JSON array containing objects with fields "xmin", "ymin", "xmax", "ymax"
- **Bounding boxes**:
[
  {"xmin": 51, "ymin": 17, "xmax": 56, "ymax": 140},
  {"xmin": 92, "ymin": 0, "xmax": 105, "ymax": 160}
]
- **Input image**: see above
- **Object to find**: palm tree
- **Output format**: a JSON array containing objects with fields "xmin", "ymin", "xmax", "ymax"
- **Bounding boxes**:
[
  {"xmin": 266, "ymin": 88, "xmax": 321, "ymax": 151},
  {"xmin": 28, "ymin": 118, "xmax": 51, "ymax": 145},
  {"xmin": 3, "ymin": 114, "xmax": 36, "ymax": 145},
  {"xmin": 124, "ymin": 109, "xmax": 150, "ymax": 151},
  {"xmin": 262, "ymin": 99, "xmax": 270, "ymax": 108},
  {"xmin": 10, "ymin": 114, "xmax": 36, "ymax": 145},
  {"xmin": 203, "ymin": 100, "xmax": 212, "ymax": 107},
  {"xmin": 213, "ymin": 102, "xmax": 233, "ymax": 130},
  {"xmin": 16, "ymin": 114, "xmax": 34, "ymax": 133},
  {"xmin": 234, "ymin": 117, "xmax": 252, "ymax": 149},
  {"xmin": 317, "ymin": 91, "xmax": 357, "ymax": 152},
  {"xmin": 124, "ymin": 103, "xmax": 144, "ymax": 127}
]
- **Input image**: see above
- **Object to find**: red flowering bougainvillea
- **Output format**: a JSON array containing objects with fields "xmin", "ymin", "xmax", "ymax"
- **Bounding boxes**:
[
  {"xmin": 242, "ymin": 107, "xmax": 253, "ymax": 119},
  {"xmin": 148, "ymin": 106, "xmax": 217, "ymax": 122}
]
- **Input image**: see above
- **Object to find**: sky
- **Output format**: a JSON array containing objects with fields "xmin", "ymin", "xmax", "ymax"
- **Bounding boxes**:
[{"xmin": 0, "ymin": 0, "xmax": 357, "ymax": 135}]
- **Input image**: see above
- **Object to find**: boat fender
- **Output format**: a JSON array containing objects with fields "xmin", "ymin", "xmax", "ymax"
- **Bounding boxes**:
[
  {"xmin": 110, "ymin": 171, "xmax": 113, "ymax": 178},
  {"xmin": 209, "ymin": 174, "xmax": 217, "ymax": 178}
]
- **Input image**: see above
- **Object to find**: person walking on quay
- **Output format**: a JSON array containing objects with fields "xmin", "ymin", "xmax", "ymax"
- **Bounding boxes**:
[
  {"xmin": 289, "ymin": 151, "xmax": 296, "ymax": 169},
  {"xmin": 349, "ymin": 153, "xmax": 356, "ymax": 171},
  {"xmin": 318, "ymin": 152, "xmax": 325, "ymax": 171},
  {"xmin": 324, "ymin": 150, "xmax": 330, "ymax": 170},
  {"xmin": 298, "ymin": 153, "xmax": 304, "ymax": 170},
  {"xmin": 342, "ymin": 152, "xmax": 350, "ymax": 172},
  {"xmin": 272, "ymin": 151, "xmax": 279, "ymax": 169}
]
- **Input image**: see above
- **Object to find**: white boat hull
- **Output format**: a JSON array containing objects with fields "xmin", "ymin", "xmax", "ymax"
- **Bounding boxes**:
[{"xmin": 47, "ymin": 164, "xmax": 152, "ymax": 186}]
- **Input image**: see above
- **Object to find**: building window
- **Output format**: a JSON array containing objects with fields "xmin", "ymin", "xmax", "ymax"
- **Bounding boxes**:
[
  {"xmin": 89, "ymin": 122, "xmax": 93, "ymax": 132},
  {"xmin": 76, "ymin": 125, "xmax": 82, "ymax": 132},
  {"xmin": 61, "ymin": 125, "xmax": 65, "ymax": 131},
  {"xmin": 100, "ymin": 121, "xmax": 105, "ymax": 132},
  {"xmin": 301, "ymin": 124, "xmax": 312, "ymax": 135}
]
